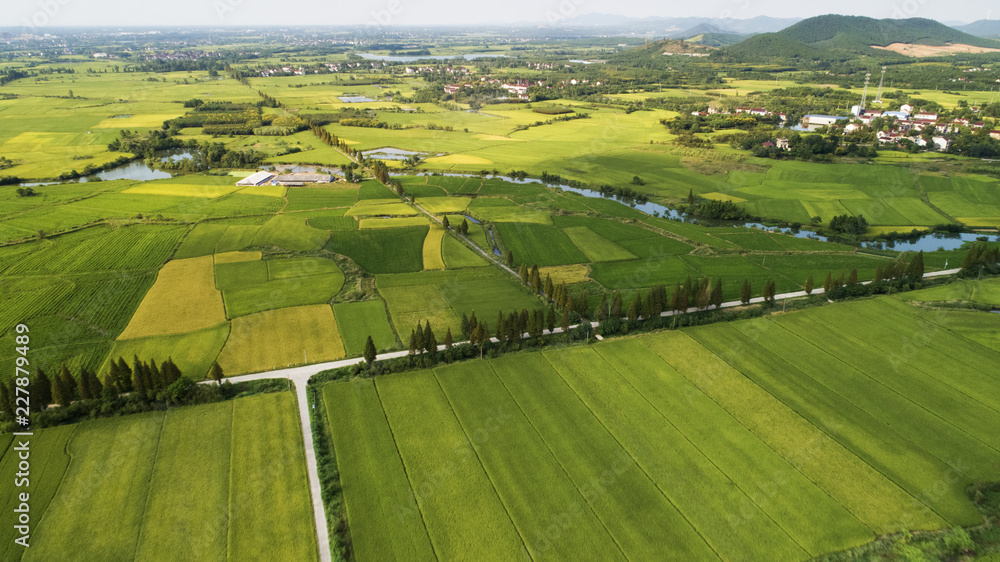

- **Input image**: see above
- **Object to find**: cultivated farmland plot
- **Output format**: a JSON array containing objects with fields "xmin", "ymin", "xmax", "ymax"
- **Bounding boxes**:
[
  {"xmin": 0, "ymin": 393, "xmax": 317, "ymax": 561},
  {"xmin": 323, "ymin": 295, "xmax": 1000, "ymax": 560}
]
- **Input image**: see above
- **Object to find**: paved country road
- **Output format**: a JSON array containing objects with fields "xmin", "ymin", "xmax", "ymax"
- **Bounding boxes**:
[{"xmin": 211, "ymin": 267, "xmax": 961, "ymax": 562}]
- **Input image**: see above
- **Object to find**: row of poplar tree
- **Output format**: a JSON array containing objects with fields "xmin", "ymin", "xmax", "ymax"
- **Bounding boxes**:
[{"xmin": 0, "ymin": 356, "xmax": 218, "ymax": 415}]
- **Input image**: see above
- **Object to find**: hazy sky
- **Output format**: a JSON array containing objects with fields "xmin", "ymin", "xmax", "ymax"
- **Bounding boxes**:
[{"xmin": 9, "ymin": 0, "xmax": 997, "ymax": 29}]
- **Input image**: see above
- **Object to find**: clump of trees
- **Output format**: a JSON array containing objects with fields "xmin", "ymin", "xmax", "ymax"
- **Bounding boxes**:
[
  {"xmin": 960, "ymin": 242, "xmax": 1000, "ymax": 277},
  {"xmin": 829, "ymin": 213, "xmax": 868, "ymax": 236},
  {"xmin": 0, "ymin": 357, "xmax": 283, "ymax": 431},
  {"xmin": 687, "ymin": 198, "xmax": 755, "ymax": 221}
]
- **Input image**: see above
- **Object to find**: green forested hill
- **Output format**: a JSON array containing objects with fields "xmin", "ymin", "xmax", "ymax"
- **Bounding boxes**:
[
  {"xmin": 719, "ymin": 15, "xmax": 1000, "ymax": 62},
  {"xmin": 781, "ymin": 15, "xmax": 1000, "ymax": 49}
]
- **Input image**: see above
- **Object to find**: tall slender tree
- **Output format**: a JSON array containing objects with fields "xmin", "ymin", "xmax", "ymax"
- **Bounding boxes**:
[
  {"xmin": 78, "ymin": 364, "xmax": 93, "ymax": 400},
  {"xmin": 906, "ymin": 250, "xmax": 925, "ymax": 279},
  {"xmin": 210, "ymin": 361, "xmax": 224, "ymax": 385},
  {"xmin": 60, "ymin": 365, "xmax": 77, "ymax": 403},
  {"xmin": 711, "ymin": 278, "xmax": 723, "ymax": 309},
  {"xmin": 424, "ymin": 322, "xmax": 437, "ymax": 353},
  {"xmin": 363, "ymin": 336, "xmax": 377, "ymax": 365},
  {"xmin": 33, "ymin": 368, "xmax": 52, "ymax": 411},
  {"xmin": 414, "ymin": 322, "xmax": 425, "ymax": 353},
  {"xmin": 460, "ymin": 313, "xmax": 471, "ymax": 338},
  {"xmin": 804, "ymin": 274, "xmax": 815, "ymax": 295}
]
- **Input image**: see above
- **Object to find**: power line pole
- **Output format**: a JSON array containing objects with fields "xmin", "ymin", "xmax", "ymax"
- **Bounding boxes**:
[{"xmin": 874, "ymin": 67, "xmax": 886, "ymax": 104}]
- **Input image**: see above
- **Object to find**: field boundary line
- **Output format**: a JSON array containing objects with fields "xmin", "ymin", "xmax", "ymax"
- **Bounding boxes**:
[
  {"xmin": 742, "ymin": 320, "xmax": 964, "ymax": 521},
  {"xmin": 22, "ymin": 423, "xmax": 81, "ymax": 562},
  {"xmin": 226, "ymin": 397, "xmax": 238, "ymax": 561},
  {"xmin": 873, "ymin": 299, "xmax": 1000, "ymax": 383},
  {"xmin": 429, "ymin": 369, "xmax": 534, "ymax": 561},
  {"xmin": 899, "ymin": 302, "xmax": 1000, "ymax": 363},
  {"xmin": 768, "ymin": 317, "xmax": 1000, "ymax": 456},
  {"xmin": 370, "ymin": 379, "xmax": 441, "ymax": 562},
  {"xmin": 821, "ymin": 300, "xmax": 1000, "ymax": 417},
  {"xmin": 578, "ymin": 348, "xmax": 809, "ymax": 557},
  {"xmin": 625, "ymin": 337, "xmax": 878, "ymax": 539},
  {"xmin": 646, "ymin": 333, "xmax": 945, "ymax": 531},
  {"xmin": 130, "ymin": 410, "xmax": 167, "ymax": 561},
  {"xmin": 588, "ymin": 345, "xmax": 815, "ymax": 555},
  {"xmin": 486, "ymin": 362, "xmax": 630, "ymax": 561},
  {"xmin": 539, "ymin": 352, "xmax": 723, "ymax": 561}
]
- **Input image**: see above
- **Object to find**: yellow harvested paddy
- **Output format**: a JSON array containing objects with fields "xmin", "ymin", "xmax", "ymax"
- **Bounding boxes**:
[
  {"xmin": 423, "ymin": 224, "xmax": 446, "ymax": 270},
  {"xmin": 214, "ymin": 251, "xmax": 262, "ymax": 264},
  {"xmin": 118, "ymin": 256, "xmax": 227, "ymax": 339},
  {"xmin": 539, "ymin": 264, "xmax": 590, "ymax": 285},
  {"xmin": 216, "ymin": 305, "xmax": 346, "ymax": 375}
]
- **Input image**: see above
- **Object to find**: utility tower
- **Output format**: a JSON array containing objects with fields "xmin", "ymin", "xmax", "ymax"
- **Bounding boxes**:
[
  {"xmin": 874, "ymin": 67, "xmax": 886, "ymax": 104},
  {"xmin": 860, "ymin": 72, "xmax": 871, "ymax": 112}
]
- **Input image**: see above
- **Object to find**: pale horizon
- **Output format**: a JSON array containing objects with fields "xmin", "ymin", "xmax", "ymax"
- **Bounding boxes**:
[{"xmin": 7, "ymin": 0, "xmax": 998, "ymax": 31}]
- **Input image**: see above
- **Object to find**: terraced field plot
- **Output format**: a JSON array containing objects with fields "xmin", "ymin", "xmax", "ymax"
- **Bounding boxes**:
[
  {"xmin": 117, "ymin": 255, "xmax": 227, "ymax": 339},
  {"xmin": 441, "ymin": 234, "xmax": 487, "ymax": 268},
  {"xmin": 332, "ymin": 300, "xmax": 399, "ymax": 355},
  {"xmin": 102, "ymin": 323, "xmax": 231, "ymax": 381},
  {"xmin": 0, "ymin": 393, "xmax": 317, "ymax": 561},
  {"xmin": 217, "ymin": 304, "xmax": 345, "ymax": 375},
  {"xmin": 324, "ymin": 295, "xmax": 1000, "ymax": 560},
  {"xmin": 284, "ymin": 186, "xmax": 359, "ymax": 211},
  {"xmin": 123, "ymin": 175, "xmax": 244, "ymax": 198},
  {"xmin": 377, "ymin": 267, "xmax": 541, "ymax": 339},
  {"xmin": 422, "ymin": 224, "xmax": 447, "ymax": 270},
  {"xmin": 495, "ymin": 222, "xmax": 589, "ymax": 267},
  {"xmin": 327, "ymin": 225, "xmax": 428, "ymax": 274}
]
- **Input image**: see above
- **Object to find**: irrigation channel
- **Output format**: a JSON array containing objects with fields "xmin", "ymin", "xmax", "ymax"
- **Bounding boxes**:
[{"xmin": 396, "ymin": 172, "xmax": 999, "ymax": 253}]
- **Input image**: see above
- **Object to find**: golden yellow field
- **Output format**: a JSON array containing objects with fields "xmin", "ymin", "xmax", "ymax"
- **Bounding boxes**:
[
  {"xmin": 424, "ymin": 154, "xmax": 493, "ymax": 165},
  {"xmin": 422, "ymin": 224, "xmax": 446, "ymax": 270},
  {"xmin": 118, "ymin": 256, "xmax": 228, "ymax": 339},
  {"xmin": 701, "ymin": 192, "xmax": 748, "ymax": 203},
  {"xmin": 539, "ymin": 264, "xmax": 591, "ymax": 285},
  {"xmin": 214, "ymin": 251, "xmax": 262, "ymax": 264},
  {"xmin": 123, "ymin": 183, "xmax": 243, "ymax": 198},
  {"xmin": 345, "ymin": 200, "xmax": 419, "ymax": 216},
  {"xmin": 958, "ymin": 217, "xmax": 1000, "ymax": 228},
  {"xmin": 418, "ymin": 197, "xmax": 471, "ymax": 214},
  {"xmin": 474, "ymin": 134, "xmax": 526, "ymax": 142},
  {"xmin": 216, "ymin": 304, "xmax": 346, "ymax": 375},
  {"xmin": 358, "ymin": 217, "xmax": 429, "ymax": 229}
]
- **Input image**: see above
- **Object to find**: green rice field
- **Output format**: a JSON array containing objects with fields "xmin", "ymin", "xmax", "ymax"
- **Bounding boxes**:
[
  {"xmin": 322, "ymin": 294, "xmax": 1000, "ymax": 560},
  {"xmin": 0, "ymin": 392, "xmax": 317, "ymax": 561}
]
